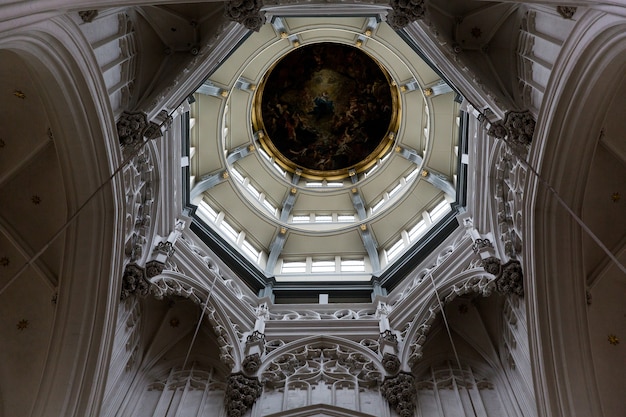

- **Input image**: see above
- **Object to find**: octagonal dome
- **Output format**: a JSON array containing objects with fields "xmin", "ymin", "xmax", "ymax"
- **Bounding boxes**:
[{"xmin": 186, "ymin": 15, "xmax": 464, "ymax": 289}]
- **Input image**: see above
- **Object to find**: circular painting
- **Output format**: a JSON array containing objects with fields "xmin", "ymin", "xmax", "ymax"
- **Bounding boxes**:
[{"xmin": 254, "ymin": 42, "xmax": 398, "ymax": 178}]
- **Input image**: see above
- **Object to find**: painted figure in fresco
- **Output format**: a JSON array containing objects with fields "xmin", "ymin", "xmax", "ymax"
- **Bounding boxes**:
[
  {"xmin": 310, "ymin": 91, "xmax": 334, "ymax": 119},
  {"xmin": 260, "ymin": 43, "xmax": 393, "ymax": 172}
]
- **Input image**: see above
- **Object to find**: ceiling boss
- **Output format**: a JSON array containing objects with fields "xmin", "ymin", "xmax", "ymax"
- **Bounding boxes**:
[{"xmin": 252, "ymin": 42, "xmax": 401, "ymax": 180}]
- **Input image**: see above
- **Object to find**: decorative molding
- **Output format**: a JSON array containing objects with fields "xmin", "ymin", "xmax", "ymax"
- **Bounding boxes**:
[
  {"xmin": 120, "ymin": 264, "xmax": 150, "ymax": 300},
  {"xmin": 381, "ymin": 373, "xmax": 416, "ymax": 417},
  {"xmin": 224, "ymin": 373, "xmax": 262, "ymax": 417},
  {"xmin": 224, "ymin": 0, "xmax": 265, "ymax": 31},
  {"xmin": 261, "ymin": 341, "xmax": 383, "ymax": 388},
  {"xmin": 493, "ymin": 143, "xmax": 525, "ymax": 258},
  {"xmin": 268, "ymin": 308, "xmax": 377, "ymax": 321},
  {"xmin": 78, "ymin": 10, "xmax": 98, "ymax": 23},
  {"xmin": 387, "ymin": 0, "xmax": 426, "ymax": 30},
  {"xmin": 471, "ymin": 238, "xmax": 492, "ymax": 254},
  {"xmin": 556, "ymin": 6, "xmax": 577, "ymax": 19}
]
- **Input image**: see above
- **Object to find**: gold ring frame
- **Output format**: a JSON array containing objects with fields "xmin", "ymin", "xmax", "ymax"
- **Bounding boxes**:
[{"xmin": 252, "ymin": 42, "xmax": 401, "ymax": 181}]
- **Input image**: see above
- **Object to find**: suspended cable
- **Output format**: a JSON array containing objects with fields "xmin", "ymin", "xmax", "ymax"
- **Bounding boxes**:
[
  {"xmin": 163, "ymin": 268, "xmax": 219, "ymax": 417},
  {"xmin": 503, "ymin": 140, "xmax": 626, "ymax": 275},
  {"xmin": 428, "ymin": 273, "xmax": 479, "ymax": 417},
  {"xmin": 0, "ymin": 113, "xmax": 176, "ymax": 296}
]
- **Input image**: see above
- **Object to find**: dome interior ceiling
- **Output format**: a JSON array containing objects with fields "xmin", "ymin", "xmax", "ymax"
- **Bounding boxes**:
[{"xmin": 189, "ymin": 15, "xmax": 462, "ymax": 282}]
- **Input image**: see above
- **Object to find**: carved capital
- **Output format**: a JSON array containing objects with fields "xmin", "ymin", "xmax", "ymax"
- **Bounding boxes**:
[
  {"xmin": 242, "ymin": 353, "xmax": 262, "ymax": 375},
  {"xmin": 381, "ymin": 373, "xmax": 417, "ymax": 417},
  {"xmin": 117, "ymin": 111, "xmax": 149, "ymax": 147},
  {"xmin": 225, "ymin": 373, "xmax": 262, "ymax": 417},
  {"xmin": 382, "ymin": 353, "xmax": 401, "ymax": 375},
  {"xmin": 225, "ymin": 0, "xmax": 265, "ymax": 31},
  {"xmin": 121, "ymin": 264, "xmax": 150, "ymax": 300},
  {"xmin": 497, "ymin": 260, "xmax": 524, "ymax": 297},
  {"xmin": 488, "ymin": 110, "xmax": 535, "ymax": 148},
  {"xmin": 481, "ymin": 257, "xmax": 524, "ymax": 297},
  {"xmin": 387, "ymin": 0, "xmax": 426, "ymax": 30},
  {"xmin": 117, "ymin": 111, "xmax": 164, "ymax": 148}
]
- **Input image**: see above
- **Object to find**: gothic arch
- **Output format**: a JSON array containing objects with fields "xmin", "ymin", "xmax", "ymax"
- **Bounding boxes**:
[
  {"xmin": 150, "ymin": 270, "xmax": 245, "ymax": 368},
  {"xmin": 527, "ymin": 9, "xmax": 626, "ymax": 417},
  {"xmin": 399, "ymin": 269, "xmax": 495, "ymax": 368},
  {"xmin": 259, "ymin": 335, "xmax": 387, "ymax": 385},
  {"xmin": 0, "ymin": 16, "xmax": 123, "ymax": 417}
]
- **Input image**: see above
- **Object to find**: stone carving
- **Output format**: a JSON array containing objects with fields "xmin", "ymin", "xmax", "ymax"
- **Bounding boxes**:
[
  {"xmin": 117, "ymin": 111, "xmax": 149, "ymax": 147},
  {"xmin": 224, "ymin": 0, "xmax": 265, "ymax": 31},
  {"xmin": 471, "ymin": 238, "xmax": 493, "ymax": 254},
  {"xmin": 481, "ymin": 256, "xmax": 502, "ymax": 276},
  {"xmin": 381, "ymin": 373, "xmax": 417, "ymax": 417},
  {"xmin": 242, "ymin": 353, "xmax": 262, "ymax": 375},
  {"xmin": 155, "ymin": 241, "xmax": 175, "ymax": 257},
  {"xmin": 145, "ymin": 260, "xmax": 165, "ymax": 278},
  {"xmin": 488, "ymin": 110, "xmax": 535, "ymax": 149},
  {"xmin": 481, "ymin": 257, "xmax": 524, "ymax": 297},
  {"xmin": 261, "ymin": 342, "xmax": 383, "ymax": 388},
  {"xmin": 388, "ymin": 233, "xmax": 468, "ymax": 309},
  {"xmin": 224, "ymin": 373, "xmax": 262, "ymax": 417},
  {"xmin": 380, "ymin": 329, "xmax": 398, "ymax": 344},
  {"xmin": 123, "ymin": 145, "xmax": 157, "ymax": 271},
  {"xmin": 387, "ymin": 0, "xmax": 426, "ymax": 30},
  {"xmin": 382, "ymin": 353, "xmax": 401, "ymax": 374},
  {"xmin": 493, "ymin": 143, "xmax": 525, "ymax": 258},
  {"xmin": 268, "ymin": 308, "xmax": 376, "ymax": 321},
  {"xmin": 556, "ymin": 6, "xmax": 577, "ymax": 19},
  {"xmin": 246, "ymin": 330, "xmax": 265, "ymax": 344},
  {"xmin": 497, "ymin": 260, "xmax": 524, "ymax": 297},
  {"xmin": 120, "ymin": 264, "xmax": 150, "ymax": 300},
  {"xmin": 143, "ymin": 121, "xmax": 163, "ymax": 140},
  {"xmin": 78, "ymin": 10, "xmax": 98, "ymax": 23}
]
